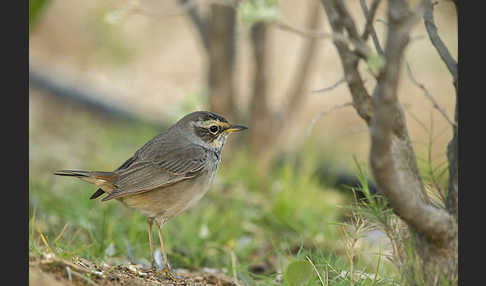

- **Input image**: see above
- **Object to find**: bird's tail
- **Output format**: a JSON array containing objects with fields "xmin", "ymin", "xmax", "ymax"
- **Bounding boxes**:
[
  {"xmin": 54, "ymin": 170, "xmax": 116, "ymax": 179},
  {"xmin": 53, "ymin": 170, "xmax": 117, "ymax": 199}
]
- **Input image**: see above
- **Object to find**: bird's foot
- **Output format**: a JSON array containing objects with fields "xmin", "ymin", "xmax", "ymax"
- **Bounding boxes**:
[{"xmin": 155, "ymin": 266, "xmax": 178, "ymax": 281}]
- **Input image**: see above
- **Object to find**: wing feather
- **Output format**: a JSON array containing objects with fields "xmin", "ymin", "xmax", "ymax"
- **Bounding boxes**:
[{"xmin": 101, "ymin": 145, "xmax": 209, "ymax": 201}]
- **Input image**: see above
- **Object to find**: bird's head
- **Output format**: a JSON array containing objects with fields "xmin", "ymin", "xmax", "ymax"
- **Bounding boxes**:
[{"xmin": 176, "ymin": 111, "xmax": 247, "ymax": 151}]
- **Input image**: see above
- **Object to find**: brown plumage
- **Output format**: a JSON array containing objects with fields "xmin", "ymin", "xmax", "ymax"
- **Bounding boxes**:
[{"xmin": 53, "ymin": 111, "xmax": 247, "ymax": 279}]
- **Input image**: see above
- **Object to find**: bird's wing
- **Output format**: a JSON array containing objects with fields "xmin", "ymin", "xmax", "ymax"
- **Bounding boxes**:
[
  {"xmin": 91, "ymin": 131, "xmax": 170, "ymax": 200},
  {"xmin": 101, "ymin": 144, "xmax": 209, "ymax": 201},
  {"xmin": 90, "ymin": 150, "xmax": 140, "ymax": 199}
]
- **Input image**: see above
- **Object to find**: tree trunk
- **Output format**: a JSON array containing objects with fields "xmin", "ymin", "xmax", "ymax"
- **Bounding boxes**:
[
  {"xmin": 248, "ymin": 22, "xmax": 273, "ymax": 160},
  {"xmin": 248, "ymin": 1, "xmax": 321, "ymax": 167},
  {"xmin": 319, "ymin": 0, "xmax": 458, "ymax": 284},
  {"xmin": 207, "ymin": 4, "xmax": 237, "ymax": 121}
]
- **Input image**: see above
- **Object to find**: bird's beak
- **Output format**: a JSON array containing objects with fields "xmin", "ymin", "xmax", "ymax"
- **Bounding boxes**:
[{"xmin": 224, "ymin": 124, "xmax": 248, "ymax": 133}]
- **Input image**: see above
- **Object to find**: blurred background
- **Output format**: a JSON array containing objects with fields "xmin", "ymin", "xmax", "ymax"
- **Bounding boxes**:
[{"xmin": 29, "ymin": 0, "xmax": 457, "ymax": 284}]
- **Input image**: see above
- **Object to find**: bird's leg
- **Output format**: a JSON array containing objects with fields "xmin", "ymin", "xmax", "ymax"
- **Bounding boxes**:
[
  {"xmin": 146, "ymin": 217, "xmax": 156, "ymax": 271},
  {"xmin": 155, "ymin": 218, "xmax": 176, "ymax": 281}
]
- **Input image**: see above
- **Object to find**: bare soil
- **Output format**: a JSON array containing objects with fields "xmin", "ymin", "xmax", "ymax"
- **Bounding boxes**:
[{"xmin": 29, "ymin": 253, "xmax": 238, "ymax": 286}]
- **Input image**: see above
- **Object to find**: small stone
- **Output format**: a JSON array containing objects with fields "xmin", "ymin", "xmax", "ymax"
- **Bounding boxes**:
[
  {"xmin": 127, "ymin": 264, "xmax": 138, "ymax": 273},
  {"xmin": 41, "ymin": 252, "xmax": 56, "ymax": 261}
]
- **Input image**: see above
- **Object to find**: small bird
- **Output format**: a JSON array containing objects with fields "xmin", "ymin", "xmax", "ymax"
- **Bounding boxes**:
[{"xmin": 54, "ymin": 111, "xmax": 247, "ymax": 279}]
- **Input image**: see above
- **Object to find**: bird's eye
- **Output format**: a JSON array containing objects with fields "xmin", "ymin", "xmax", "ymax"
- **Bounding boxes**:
[{"xmin": 209, "ymin": 125, "xmax": 219, "ymax": 133}]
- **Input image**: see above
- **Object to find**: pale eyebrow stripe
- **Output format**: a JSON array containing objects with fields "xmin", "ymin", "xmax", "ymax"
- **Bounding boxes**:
[{"xmin": 197, "ymin": 120, "xmax": 230, "ymax": 129}]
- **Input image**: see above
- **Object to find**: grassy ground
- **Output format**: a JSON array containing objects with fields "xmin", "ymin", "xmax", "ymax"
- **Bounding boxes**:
[{"xmin": 30, "ymin": 91, "xmax": 401, "ymax": 285}]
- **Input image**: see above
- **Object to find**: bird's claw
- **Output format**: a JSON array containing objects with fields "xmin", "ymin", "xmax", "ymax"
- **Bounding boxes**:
[{"xmin": 155, "ymin": 266, "xmax": 177, "ymax": 281}]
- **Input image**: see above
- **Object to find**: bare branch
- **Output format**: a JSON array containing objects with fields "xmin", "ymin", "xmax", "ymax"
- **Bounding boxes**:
[
  {"xmin": 360, "ymin": 0, "xmax": 384, "ymax": 55},
  {"xmin": 446, "ymin": 100, "xmax": 458, "ymax": 220},
  {"xmin": 306, "ymin": 102, "xmax": 353, "ymax": 136},
  {"xmin": 312, "ymin": 77, "xmax": 345, "ymax": 93},
  {"xmin": 121, "ymin": 0, "xmax": 209, "ymax": 54},
  {"xmin": 405, "ymin": 62, "xmax": 457, "ymax": 127},
  {"xmin": 273, "ymin": 18, "xmax": 333, "ymax": 39},
  {"xmin": 284, "ymin": 1, "xmax": 321, "ymax": 119},
  {"xmin": 320, "ymin": 0, "xmax": 373, "ymax": 123},
  {"xmin": 178, "ymin": 0, "xmax": 210, "ymax": 54},
  {"xmin": 422, "ymin": 0, "xmax": 458, "ymax": 222},
  {"xmin": 135, "ymin": 0, "xmax": 199, "ymax": 18},
  {"xmin": 334, "ymin": 1, "xmax": 376, "ymax": 59},
  {"xmin": 334, "ymin": 1, "xmax": 361, "ymax": 40},
  {"xmin": 273, "ymin": 18, "xmax": 373, "ymax": 58},
  {"xmin": 369, "ymin": 0, "xmax": 455, "ymax": 245},
  {"xmin": 424, "ymin": 0, "xmax": 458, "ymax": 220},
  {"xmin": 423, "ymin": 0, "xmax": 458, "ymax": 84}
]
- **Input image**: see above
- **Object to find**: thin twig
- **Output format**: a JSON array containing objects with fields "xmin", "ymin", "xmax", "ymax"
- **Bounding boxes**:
[
  {"xmin": 275, "ymin": 17, "xmax": 372, "ymax": 58},
  {"xmin": 133, "ymin": 0, "xmax": 199, "ymax": 18},
  {"xmin": 178, "ymin": 0, "xmax": 210, "ymax": 54},
  {"xmin": 319, "ymin": 0, "xmax": 373, "ymax": 122},
  {"xmin": 405, "ymin": 62, "xmax": 457, "ymax": 127},
  {"xmin": 273, "ymin": 18, "xmax": 333, "ymax": 39},
  {"xmin": 285, "ymin": 0, "xmax": 321, "ymax": 118},
  {"xmin": 62, "ymin": 259, "xmax": 92, "ymax": 274},
  {"xmin": 306, "ymin": 102, "xmax": 353, "ymax": 136},
  {"xmin": 423, "ymin": 0, "xmax": 458, "ymax": 83},
  {"xmin": 312, "ymin": 77, "xmax": 345, "ymax": 93},
  {"xmin": 359, "ymin": 0, "xmax": 384, "ymax": 55},
  {"xmin": 39, "ymin": 254, "xmax": 93, "ymax": 275},
  {"xmin": 333, "ymin": 0, "xmax": 374, "ymax": 59}
]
